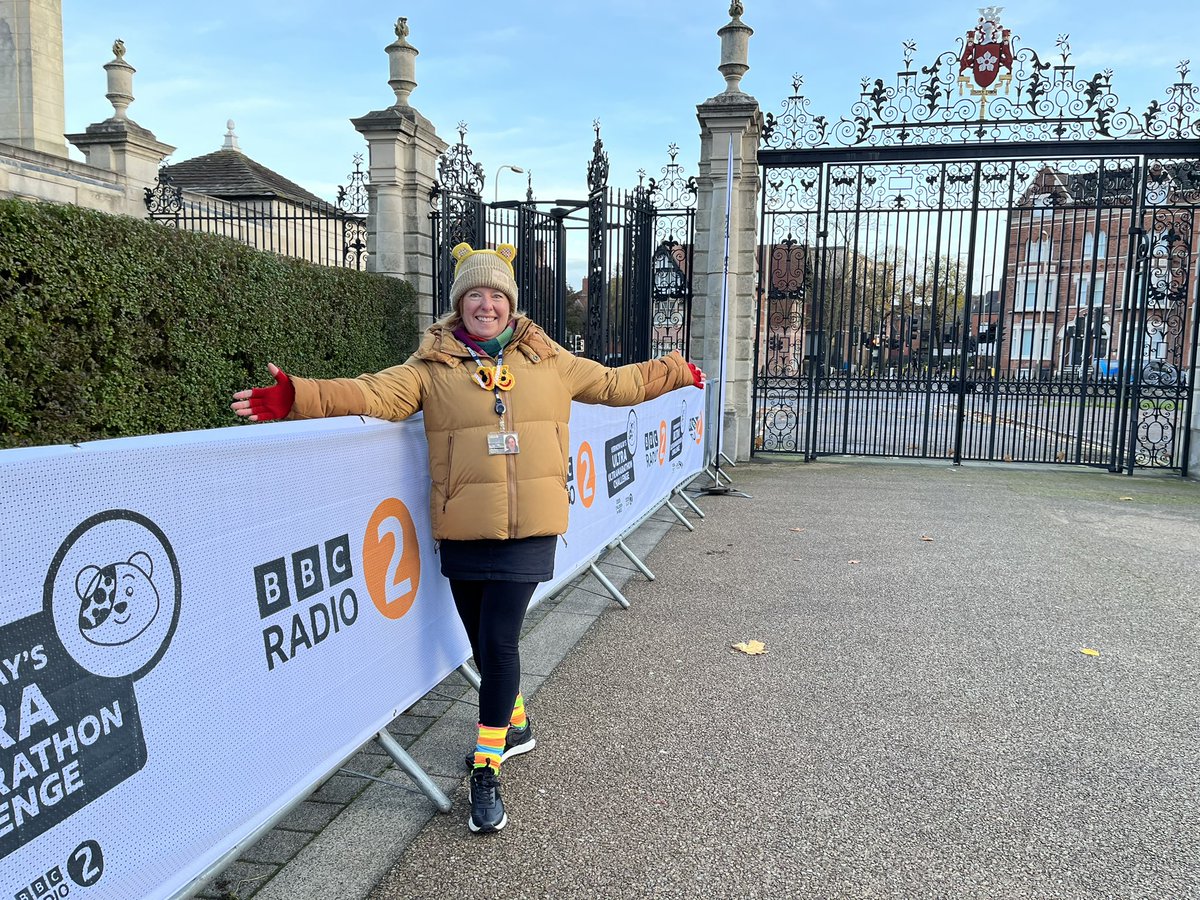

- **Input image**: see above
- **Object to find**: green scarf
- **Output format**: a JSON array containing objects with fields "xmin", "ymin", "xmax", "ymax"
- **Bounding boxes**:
[{"xmin": 477, "ymin": 323, "xmax": 515, "ymax": 358}]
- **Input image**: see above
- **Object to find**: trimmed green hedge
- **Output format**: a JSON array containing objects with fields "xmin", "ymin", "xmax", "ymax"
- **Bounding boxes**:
[{"xmin": 0, "ymin": 198, "xmax": 417, "ymax": 449}]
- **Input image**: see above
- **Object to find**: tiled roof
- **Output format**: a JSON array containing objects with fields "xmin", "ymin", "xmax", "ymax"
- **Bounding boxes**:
[{"xmin": 162, "ymin": 149, "xmax": 333, "ymax": 209}]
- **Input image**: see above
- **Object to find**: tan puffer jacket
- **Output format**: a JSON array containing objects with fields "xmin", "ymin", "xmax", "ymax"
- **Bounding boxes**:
[{"xmin": 289, "ymin": 315, "xmax": 695, "ymax": 541}]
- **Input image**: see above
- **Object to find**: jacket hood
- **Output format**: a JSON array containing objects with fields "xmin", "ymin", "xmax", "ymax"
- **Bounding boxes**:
[{"xmin": 414, "ymin": 315, "xmax": 557, "ymax": 366}]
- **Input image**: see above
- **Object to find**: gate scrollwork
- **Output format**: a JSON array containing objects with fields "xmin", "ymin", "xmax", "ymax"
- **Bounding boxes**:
[{"xmin": 754, "ymin": 11, "xmax": 1200, "ymax": 473}]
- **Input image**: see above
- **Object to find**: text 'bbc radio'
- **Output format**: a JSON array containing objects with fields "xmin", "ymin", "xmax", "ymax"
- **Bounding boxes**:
[{"xmin": 253, "ymin": 535, "xmax": 358, "ymax": 672}]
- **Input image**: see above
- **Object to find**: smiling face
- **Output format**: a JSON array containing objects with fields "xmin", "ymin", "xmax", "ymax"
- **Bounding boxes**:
[
  {"xmin": 76, "ymin": 552, "xmax": 161, "ymax": 647},
  {"xmin": 460, "ymin": 287, "xmax": 511, "ymax": 341}
]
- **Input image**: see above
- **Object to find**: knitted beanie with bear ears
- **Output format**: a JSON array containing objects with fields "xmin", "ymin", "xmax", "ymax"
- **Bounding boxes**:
[{"xmin": 450, "ymin": 242, "xmax": 519, "ymax": 310}]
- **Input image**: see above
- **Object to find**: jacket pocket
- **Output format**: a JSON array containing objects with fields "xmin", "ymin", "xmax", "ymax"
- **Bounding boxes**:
[
  {"xmin": 554, "ymin": 423, "xmax": 568, "ymax": 484},
  {"xmin": 442, "ymin": 432, "xmax": 455, "ymax": 512}
]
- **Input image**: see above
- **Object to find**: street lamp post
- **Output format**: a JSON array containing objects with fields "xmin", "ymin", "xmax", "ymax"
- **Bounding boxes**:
[{"xmin": 494, "ymin": 164, "xmax": 525, "ymax": 203}]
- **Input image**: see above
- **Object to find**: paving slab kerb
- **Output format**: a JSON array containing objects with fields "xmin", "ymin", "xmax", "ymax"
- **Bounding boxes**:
[{"xmin": 358, "ymin": 460, "xmax": 1199, "ymax": 899}]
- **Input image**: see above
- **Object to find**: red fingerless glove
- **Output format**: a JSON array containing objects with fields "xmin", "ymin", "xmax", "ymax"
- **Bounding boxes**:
[
  {"xmin": 247, "ymin": 368, "xmax": 295, "ymax": 421},
  {"xmin": 688, "ymin": 362, "xmax": 706, "ymax": 389}
]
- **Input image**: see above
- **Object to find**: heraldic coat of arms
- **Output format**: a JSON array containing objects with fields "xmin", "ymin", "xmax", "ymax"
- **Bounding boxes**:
[{"xmin": 959, "ymin": 6, "xmax": 1014, "ymax": 93}]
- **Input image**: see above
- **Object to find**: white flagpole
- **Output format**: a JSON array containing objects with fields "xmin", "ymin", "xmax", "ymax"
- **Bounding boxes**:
[{"xmin": 711, "ymin": 133, "xmax": 735, "ymax": 471}]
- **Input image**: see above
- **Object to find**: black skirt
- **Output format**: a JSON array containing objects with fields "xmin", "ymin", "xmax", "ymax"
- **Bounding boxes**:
[{"xmin": 439, "ymin": 535, "xmax": 558, "ymax": 583}]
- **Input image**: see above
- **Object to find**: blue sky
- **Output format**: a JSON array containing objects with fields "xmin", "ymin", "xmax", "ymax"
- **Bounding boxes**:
[{"xmin": 61, "ymin": 2, "xmax": 1196, "ymax": 209}]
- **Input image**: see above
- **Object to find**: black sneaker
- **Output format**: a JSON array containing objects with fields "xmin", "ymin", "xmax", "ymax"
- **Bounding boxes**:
[
  {"xmin": 468, "ymin": 766, "xmax": 506, "ymax": 833},
  {"xmin": 464, "ymin": 718, "xmax": 537, "ymax": 771}
]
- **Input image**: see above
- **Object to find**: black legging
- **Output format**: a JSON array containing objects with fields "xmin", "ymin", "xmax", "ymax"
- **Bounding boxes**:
[{"xmin": 450, "ymin": 579, "xmax": 537, "ymax": 728}]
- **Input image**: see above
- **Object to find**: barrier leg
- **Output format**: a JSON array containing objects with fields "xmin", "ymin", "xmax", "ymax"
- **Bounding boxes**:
[
  {"xmin": 674, "ymin": 487, "xmax": 705, "ymax": 519},
  {"xmin": 615, "ymin": 539, "xmax": 654, "ymax": 581},
  {"xmin": 720, "ymin": 451, "xmax": 738, "ymax": 468},
  {"xmin": 701, "ymin": 463, "xmax": 751, "ymax": 499},
  {"xmin": 663, "ymin": 499, "xmax": 696, "ymax": 532},
  {"xmin": 374, "ymin": 729, "xmax": 453, "ymax": 813},
  {"xmin": 588, "ymin": 562, "xmax": 630, "ymax": 609},
  {"xmin": 458, "ymin": 662, "xmax": 481, "ymax": 692}
]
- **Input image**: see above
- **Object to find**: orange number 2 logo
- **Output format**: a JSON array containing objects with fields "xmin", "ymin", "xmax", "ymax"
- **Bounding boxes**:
[
  {"xmin": 362, "ymin": 498, "xmax": 421, "ymax": 620},
  {"xmin": 577, "ymin": 442, "xmax": 596, "ymax": 509}
]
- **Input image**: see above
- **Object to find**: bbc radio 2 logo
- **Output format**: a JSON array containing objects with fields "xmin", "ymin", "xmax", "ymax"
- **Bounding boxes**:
[
  {"xmin": 254, "ymin": 499, "xmax": 421, "ymax": 671},
  {"xmin": 646, "ymin": 404, "xmax": 688, "ymax": 468},
  {"xmin": 642, "ymin": 419, "xmax": 669, "ymax": 468},
  {"xmin": 12, "ymin": 839, "xmax": 103, "ymax": 899}
]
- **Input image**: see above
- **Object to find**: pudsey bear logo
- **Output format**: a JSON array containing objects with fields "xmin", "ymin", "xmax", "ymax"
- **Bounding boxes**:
[
  {"xmin": 0, "ymin": 509, "xmax": 180, "ymax": 861},
  {"xmin": 76, "ymin": 551, "xmax": 161, "ymax": 646},
  {"xmin": 45, "ymin": 510, "xmax": 181, "ymax": 681}
]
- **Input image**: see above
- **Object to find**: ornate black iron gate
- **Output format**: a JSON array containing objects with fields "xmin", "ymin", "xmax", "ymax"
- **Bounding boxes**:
[
  {"xmin": 430, "ymin": 123, "xmax": 694, "ymax": 362},
  {"xmin": 584, "ymin": 123, "xmax": 653, "ymax": 366},
  {"xmin": 754, "ymin": 19, "xmax": 1199, "ymax": 474},
  {"xmin": 430, "ymin": 125, "xmax": 569, "ymax": 342},
  {"xmin": 582, "ymin": 127, "xmax": 696, "ymax": 364},
  {"xmin": 648, "ymin": 144, "xmax": 697, "ymax": 359}
]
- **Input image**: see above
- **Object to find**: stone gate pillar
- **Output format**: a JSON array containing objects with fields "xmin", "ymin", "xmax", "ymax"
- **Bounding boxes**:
[
  {"xmin": 0, "ymin": 0, "xmax": 67, "ymax": 156},
  {"xmin": 691, "ymin": 2, "xmax": 762, "ymax": 463},
  {"xmin": 351, "ymin": 17, "xmax": 447, "ymax": 327},
  {"xmin": 66, "ymin": 40, "xmax": 175, "ymax": 218}
]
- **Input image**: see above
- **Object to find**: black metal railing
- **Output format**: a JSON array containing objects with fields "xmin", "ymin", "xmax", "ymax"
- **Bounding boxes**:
[{"xmin": 144, "ymin": 156, "xmax": 369, "ymax": 271}]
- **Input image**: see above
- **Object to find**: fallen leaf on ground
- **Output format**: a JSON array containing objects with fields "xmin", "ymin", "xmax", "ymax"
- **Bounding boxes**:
[
  {"xmin": 1119, "ymin": 496, "xmax": 1134, "ymax": 501},
  {"xmin": 732, "ymin": 640, "xmax": 767, "ymax": 655},
  {"xmin": 920, "ymin": 534, "xmax": 934, "ymax": 542},
  {"xmin": 1003, "ymin": 455, "xmax": 1014, "ymax": 462},
  {"xmin": 848, "ymin": 559, "xmax": 861, "ymax": 565},
  {"xmin": 1080, "ymin": 647, "xmax": 1100, "ymax": 657},
  {"xmin": 789, "ymin": 527, "xmax": 806, "ymax": 533}
]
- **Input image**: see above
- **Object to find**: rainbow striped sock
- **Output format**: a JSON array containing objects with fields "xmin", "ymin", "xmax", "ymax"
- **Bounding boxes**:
[
  {"xmin": 509, "ymin": 694, "xmax": 527, "ymax": 730},
  {"xmin": 473, "ymin": 724, "xmax": 507, "ymax": 772}
]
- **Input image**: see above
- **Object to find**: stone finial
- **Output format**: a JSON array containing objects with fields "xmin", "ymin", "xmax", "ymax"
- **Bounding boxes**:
[
  {"xmin": 104, "ymin": 39, "xmax": 136, "ymax": 120},
  {"xmin": 223, "ymin": 119, "xmax": 241, "ymax": 151},
  {"xmin": 718, "ymin": 4, "xmax": 753, "ymax": 94},
  {"xmin": 386, "ymin": 17, "xmax": 419, "ymax": 106}
]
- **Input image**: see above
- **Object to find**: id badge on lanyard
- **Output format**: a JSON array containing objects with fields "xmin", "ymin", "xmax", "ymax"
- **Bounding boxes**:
[
  {"xmin": 468, "ymin": 344, "xmax": 519, "ymax": 455},
  {"xmin": 487, "ymin": 431, "xmax": 520, "ymax": 455}
]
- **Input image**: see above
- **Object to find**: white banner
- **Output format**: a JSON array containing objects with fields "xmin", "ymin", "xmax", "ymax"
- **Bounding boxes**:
[
  {"xmin": 0, "ymin": 388, "xmax": 704, "ymax": 900},
  {"xmin": 541, "ymin": 389, "xmax": 707, "ymax": 598}
]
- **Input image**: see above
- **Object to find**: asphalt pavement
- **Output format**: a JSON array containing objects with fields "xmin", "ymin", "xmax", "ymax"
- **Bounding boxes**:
[{"xmin": 221, "ymin": 459, "xmax": 1200, "ymax": 900}]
